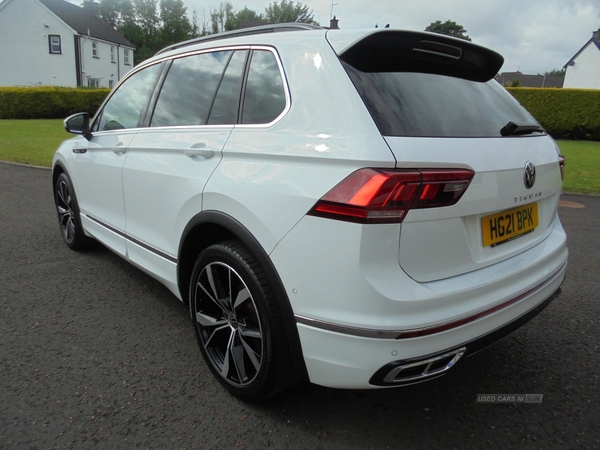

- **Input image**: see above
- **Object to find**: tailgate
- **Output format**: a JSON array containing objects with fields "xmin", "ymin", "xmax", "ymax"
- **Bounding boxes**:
[{"xmin": 386, "ymin": 135, "xmax": 563, "ymax": 282}]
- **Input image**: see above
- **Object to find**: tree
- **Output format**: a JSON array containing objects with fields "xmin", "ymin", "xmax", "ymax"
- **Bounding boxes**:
[
  {"xmin": 264, "ymin": 0, "xmax": 318, "ymax": 25},
  {"xmin": 159, "ymin": 0, "xmax": 192, "ymax": 45},
  {"xmin": 425, "ymin": 20, "xmax": 471, "ymax": 41},
  {"xmin": 99, "ymin": 0, "xmax": 197, "ymax": 64},
  {"xmin": 210, "ymin": 1, "xmax": 234, "ymax": 34},
  {"xmin": 98, "ymin": 0, "xmax": 136, "ymax": 28},
  {"xmin": 190, "ymin": 7, "xmax": 210, "ymax": 37},
  {"xmin": 134, "ymin": 0, "xmax": 159, "ymax": 41},
  {"xmin": 98, "ymin": 0, "xmax": 121, "ymax": 27},
  {"xmin": 545, "ymin": 69, "xmax": 566, "ymax": 77},
  {"xmin": 225, "ymin": 7, "xmax": 265, "ymax": 31}
]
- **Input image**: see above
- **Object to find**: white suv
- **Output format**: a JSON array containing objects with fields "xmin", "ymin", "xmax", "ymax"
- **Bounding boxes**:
[{"xmin": 53, "ymin": 24, "xmax": 568, "ymax": 400}]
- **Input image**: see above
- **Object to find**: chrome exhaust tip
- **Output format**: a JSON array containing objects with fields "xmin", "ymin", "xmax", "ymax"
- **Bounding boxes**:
[{"xmin": 370, "ymin": 347, "xmax": 466, "ymax": 386}]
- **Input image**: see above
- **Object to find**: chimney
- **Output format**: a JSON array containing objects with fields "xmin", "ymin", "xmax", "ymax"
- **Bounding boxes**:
[{"xmin": 329, "ymin": 16, "xmax": 339, "ymax": 30}]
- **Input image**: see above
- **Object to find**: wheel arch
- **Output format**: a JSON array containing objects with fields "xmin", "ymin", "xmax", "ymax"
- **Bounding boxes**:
[
  {"xmin": 177, "ymin": 210, "xmax": 309, "ymax": 382},
  {"xmin": 52, "ymin": 161, "xmax": 66, "ymax": 192},
  {"xmin": 52, "ymin": 162, "xmax": 81, "ymax": 214}
]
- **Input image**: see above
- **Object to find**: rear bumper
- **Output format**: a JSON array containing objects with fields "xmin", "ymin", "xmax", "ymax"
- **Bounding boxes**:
[
  {"xmin": 294, "ymin": 264, "xmax": 564, "ymax": 389},
  {"xmin": 369, "ymin": 284, "xmax": 562, "ymax": 386},
  {"xmin": 271, "ymin": 215, "xmax": 567, "ymax": 389}
]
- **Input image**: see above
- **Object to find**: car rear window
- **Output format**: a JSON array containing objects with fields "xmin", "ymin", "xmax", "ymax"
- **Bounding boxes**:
[{"xmin": 344, "ymin": 64, "xmax": 539, "ymax": 138}]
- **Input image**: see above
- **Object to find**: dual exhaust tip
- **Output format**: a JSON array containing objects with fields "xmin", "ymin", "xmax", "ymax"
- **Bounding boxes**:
[{"xmin": 370, "ymin": 347, "xmax": 466, "ymax": 386}]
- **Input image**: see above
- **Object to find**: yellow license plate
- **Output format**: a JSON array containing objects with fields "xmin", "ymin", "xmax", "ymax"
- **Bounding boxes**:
[{"xmin": 482, "ymin": 203, "xmax": 539, "ymax": 247}]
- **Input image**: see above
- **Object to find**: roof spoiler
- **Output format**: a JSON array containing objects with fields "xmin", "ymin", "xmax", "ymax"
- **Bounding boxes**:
[{"xmin": 335, "ymin": 30, "xmax": 504, "ymax": 82}]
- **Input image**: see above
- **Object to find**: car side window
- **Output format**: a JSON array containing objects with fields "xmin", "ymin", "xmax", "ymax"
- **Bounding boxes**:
[
  {"xmin": 95, "ymin": 63, "xmax": 162, "ymax": 131},
  {"xmin": 151, "ymin": 51, "xmax": 231, "ymax": 127},
  {"xmin": 241, "ymin": 50, "xmax": 286, "ymax": 125},
  {"xmin": 207, "ymin": 50, "xmax": 247, "ymax": 125}
]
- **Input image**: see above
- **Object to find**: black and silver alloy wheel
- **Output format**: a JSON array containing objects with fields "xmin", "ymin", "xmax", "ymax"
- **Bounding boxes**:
[
  {"xmin": 54, "ymin": 172, "xmax": 89, "ymax": 250},
  {"xmin": 194, "ymin": 260, "xmax": 264, "ymax": 387},
  {"xmin": 190, "ymin": 240, "xmax": 296, "ymax": 400},
  {"xmin": 56, "ymin": 177, "xmax": 76, "ymax": 244}
]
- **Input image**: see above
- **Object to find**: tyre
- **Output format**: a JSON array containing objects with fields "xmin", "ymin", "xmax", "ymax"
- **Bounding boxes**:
[
  {"xmin": 54, "ymin": 172, "xmax": 89, "ymax": 251},
  {"xmin": 189, "ymin": 240, "xmax": 296, "ymax": 400}
]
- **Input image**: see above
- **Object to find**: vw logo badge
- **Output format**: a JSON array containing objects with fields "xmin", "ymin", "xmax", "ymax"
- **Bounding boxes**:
[{"xmin": 524, "ymin": 161, "xmax": 536, "ymax": 189}]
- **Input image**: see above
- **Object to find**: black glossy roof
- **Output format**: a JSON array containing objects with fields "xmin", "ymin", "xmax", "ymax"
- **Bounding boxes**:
[{"xmin": 40, "ymin": 0, "xmax": 134, "ymax": 48}]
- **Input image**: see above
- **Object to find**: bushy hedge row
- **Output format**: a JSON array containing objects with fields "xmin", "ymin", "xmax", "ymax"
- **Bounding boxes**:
[
  {"xmin": 0, "ymin": 87, "xmax": 110, "ymax": 120},
  {"xmin": 0, "ymin": 86, "xmax": 598, "ymax": 140},
  {"xmin": 506, "ymin": 88, "xmax": 600, "ymax": 141}
]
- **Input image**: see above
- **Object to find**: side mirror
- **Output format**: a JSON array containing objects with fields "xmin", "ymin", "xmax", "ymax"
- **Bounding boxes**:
[{"xmin": 64, "ymin": 112, "xmax": 93, "ymax": 141}]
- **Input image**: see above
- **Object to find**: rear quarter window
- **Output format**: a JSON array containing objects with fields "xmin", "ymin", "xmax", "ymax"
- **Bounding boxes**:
[{"xmin": 241, "ymin": 50, "xmax": 286, "ymax": 125}]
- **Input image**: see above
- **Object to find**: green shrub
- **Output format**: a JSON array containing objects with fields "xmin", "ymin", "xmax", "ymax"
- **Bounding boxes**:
[
  {"xmin": 0, "ymin": 87, "xmax": 110, "ymax": 120},
  {"xmin": 506, "ymin": 88, "xmax": 600, "ymax": 141}
]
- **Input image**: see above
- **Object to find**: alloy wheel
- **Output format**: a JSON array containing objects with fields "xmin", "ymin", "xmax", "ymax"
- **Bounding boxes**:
[
  {"xmin": 56, "ymin": 179, "xmax": 76, "ymax": 244},
  {"xmin": 193, "ymin": 261, "xmax": 264, "ymax": 387}
]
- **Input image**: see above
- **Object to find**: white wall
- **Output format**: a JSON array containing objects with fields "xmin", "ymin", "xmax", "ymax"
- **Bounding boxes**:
[
  {"xmin": 564, "ymin": 43, "xmax": 600, "ymax": 89},
  {"xmin": 0, "ymin": 0, "xmax": 77, "ymax": 86},
  {"xmin": 0, "ymin": 0, "xmax": 135, "ymax": 88},
  {"xmin": 79, "ymin": 37, "xmax": 134, "ymax": 88}
]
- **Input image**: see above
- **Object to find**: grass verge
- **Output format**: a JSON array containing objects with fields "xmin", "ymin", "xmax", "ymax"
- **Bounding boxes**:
[
  {"xmin": 0, "ymin": 120, "xmax": 598, "ymax": 194},
  {"xmin": 0, "ymin": 119, "xmax": 68, "ymax": 167},
  {"xmin": 556, "ymin": 140, "xmax": 600, "ymax": 194}
]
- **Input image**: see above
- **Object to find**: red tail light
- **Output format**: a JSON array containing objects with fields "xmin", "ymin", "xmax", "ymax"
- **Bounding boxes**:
[{"xmin": 308, "ymin": 168, "xmax": 474, "ymax": 224}]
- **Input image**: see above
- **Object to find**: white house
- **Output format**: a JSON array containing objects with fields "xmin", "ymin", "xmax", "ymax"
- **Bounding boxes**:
[
  {"xmin": 0, "ymin": 0, "xmax": 135, "ymax": 88},
  {"xmin": 563, "ymin": 28, "xmax": 600, "ymax": 89}
]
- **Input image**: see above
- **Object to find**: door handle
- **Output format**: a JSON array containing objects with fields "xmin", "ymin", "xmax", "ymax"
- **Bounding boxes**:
[
  {"xmin": 73, "ymin": 148, "xmax": 87, "ymax": 154},
  {"xmin": 185, "ymin": 143, "xmax": 214, "ymax": 159},
  {"xmin": 112, "ymin": 142, "xmax": 127, "ymax": 155}
]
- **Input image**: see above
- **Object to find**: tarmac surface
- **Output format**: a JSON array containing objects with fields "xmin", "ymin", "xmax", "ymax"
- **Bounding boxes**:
[{"xmin": 1, "ymin": 161, "xmax": 599, "ymax": 449}]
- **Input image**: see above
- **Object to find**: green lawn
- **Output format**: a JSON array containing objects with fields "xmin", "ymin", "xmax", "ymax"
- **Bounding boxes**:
[
  {"xmin": 0, "ymin": 119, "xmax": 69, "ymax": 167},
  {"xmin": 0, "ymin": 120, "xmax": 598, "ymax": 194},
  {"xmin": 556, "ymin": 140, "xmax": 600, "ymax": 194}
]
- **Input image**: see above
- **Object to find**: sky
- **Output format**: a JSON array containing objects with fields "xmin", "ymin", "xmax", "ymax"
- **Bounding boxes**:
[
  {"xmin": 183, "ymin": 0, "xmax": 600, "ymax": 74},
  {"xmin": 68, "ymin": 0, "xmax": 600, "ymax": 74}
]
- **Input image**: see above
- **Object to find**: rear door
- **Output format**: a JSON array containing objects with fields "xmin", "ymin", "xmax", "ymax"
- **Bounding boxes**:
[{"xmin": 122, "ymin": 49, "xmax": 248, "ymax": 276}]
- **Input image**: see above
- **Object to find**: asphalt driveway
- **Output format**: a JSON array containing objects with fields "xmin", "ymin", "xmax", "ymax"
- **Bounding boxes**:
[{"xmin": 1, "ymin": 162, "xmax": 598, "ymax": 449}]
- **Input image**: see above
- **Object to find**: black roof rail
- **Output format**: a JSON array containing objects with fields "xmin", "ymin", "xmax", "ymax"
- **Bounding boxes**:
[{"xmin": 156, "ymin": 23, "xmax": 323, "ymax": 55}]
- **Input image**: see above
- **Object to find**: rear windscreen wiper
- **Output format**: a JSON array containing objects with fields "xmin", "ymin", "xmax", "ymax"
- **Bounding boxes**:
[{"xmin": 501, "ymin": 121, "xmax": 545, "ymax": 136}]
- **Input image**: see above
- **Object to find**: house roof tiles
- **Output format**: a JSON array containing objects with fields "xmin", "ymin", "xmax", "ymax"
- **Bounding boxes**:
[
  {"xmin": 495, "ymin": 72, "xmax": 564, "ymax": 88},
  {"xmin": 40, "ymin": 0, "xmax": 134, "ymax": 48}
]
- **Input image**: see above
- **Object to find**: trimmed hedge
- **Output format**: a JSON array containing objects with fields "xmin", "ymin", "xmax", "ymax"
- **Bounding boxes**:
[
  {"xmin": 0, "ymin": 87, "xmax": 110, "ymax": 120},
  {"xmin": 1, "ymin": 86, "xmax": 598, "ymax": 141},
  {"xmin": 506, "ymin": 87, "xmax": 600, "ymax": 141}
]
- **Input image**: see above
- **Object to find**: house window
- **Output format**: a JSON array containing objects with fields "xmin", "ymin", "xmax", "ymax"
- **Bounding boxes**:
[
  {"xmin": 88, "ymin": 78, "xmax": 100, "ymax": 88},
  {"xmin": 48, "ymin": 35, "xmax": 61, "ymax": 54},
  {"xmin": 111, "ymin": 46, "xmax": 115, "ymax": 63},
  {"xmin": 124, "ymin": 49, "xmax": 130, "ymax": 65},
  {"xmin": 92, "ymin": 41, "xmax": 99, "ymax": 58},
  {"xmin": 109, "ymin": 80, "xmax": 114, "ymax": 89}
]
